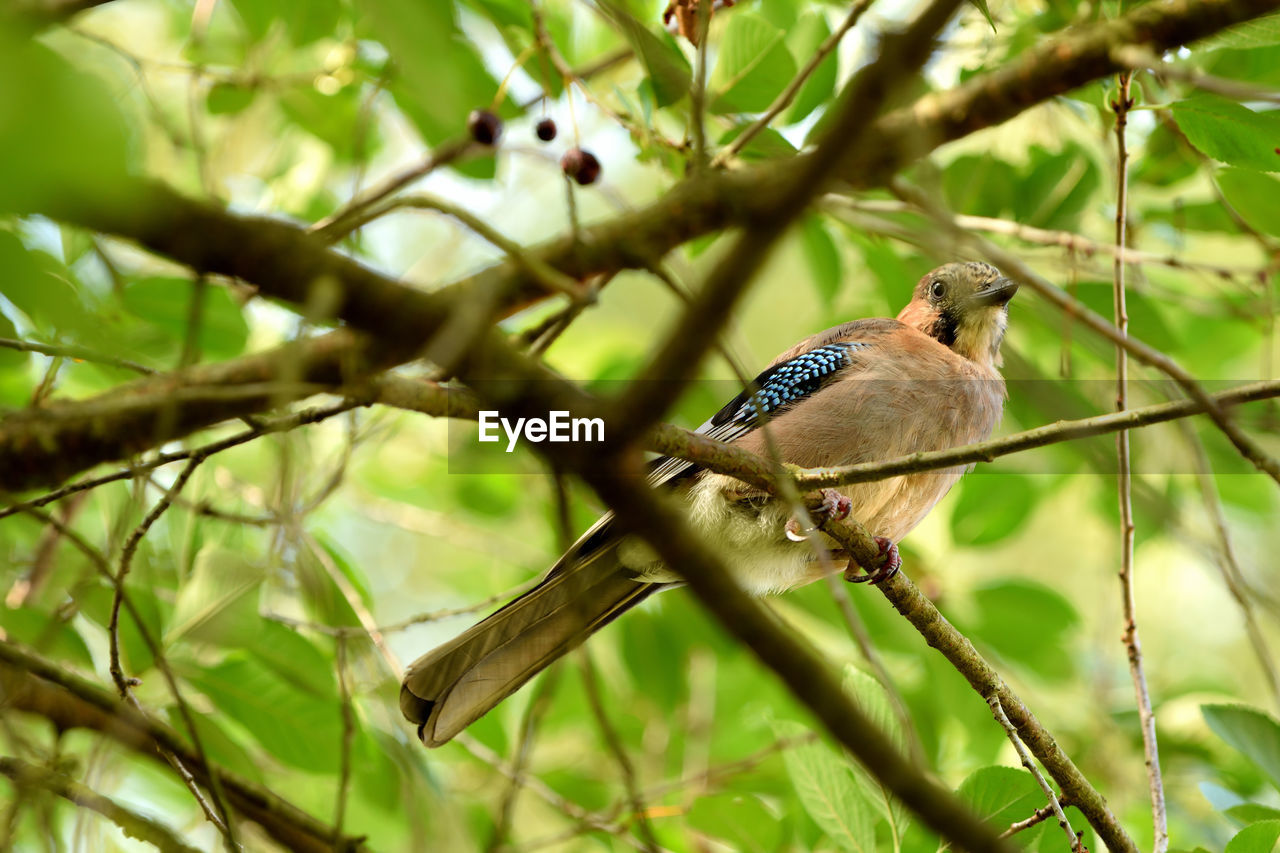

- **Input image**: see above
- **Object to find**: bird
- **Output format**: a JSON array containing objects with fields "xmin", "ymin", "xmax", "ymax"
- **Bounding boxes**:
[{"xmin": 402, "ymin": 261, "xmax": 1018, "ymax": 747}]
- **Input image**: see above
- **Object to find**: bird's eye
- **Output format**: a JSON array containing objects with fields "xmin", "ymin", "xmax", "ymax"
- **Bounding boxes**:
[{"xmin": 930, "ymin": 281, "xmax": 945, "ymax": 300}]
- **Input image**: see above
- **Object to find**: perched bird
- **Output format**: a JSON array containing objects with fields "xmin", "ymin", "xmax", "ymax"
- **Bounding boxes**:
[{"xmin": 402, "ymin": 261, "xmax": 1017, "ymax": 747}]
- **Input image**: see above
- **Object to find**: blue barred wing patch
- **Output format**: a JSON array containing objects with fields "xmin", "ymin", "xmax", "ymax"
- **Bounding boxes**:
[{"xmin": 712, "ymin": 341, "xmax": 868, "ymax": 429}]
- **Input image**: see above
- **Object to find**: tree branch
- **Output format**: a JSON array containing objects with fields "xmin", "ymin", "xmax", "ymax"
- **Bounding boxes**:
[
  {"xmin": 810, "ymin": 525, "xmax": 1138, "ymax": 853},
  {"xmin": 0, "ymin": 642, "xmax": 369, "ymax": 853},
  {"xmin": 0, "ymin": 757, "xmax": 203, "ymax": 853},
  {"xmin": 577, "ymin": 456, "xmax": 1018, "ymax": 853}
]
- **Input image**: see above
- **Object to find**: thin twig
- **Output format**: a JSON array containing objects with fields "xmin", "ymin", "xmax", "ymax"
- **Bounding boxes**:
[
  {"xmin": 332, "ymin": 637, "xmax": 354, "ymax": 846},
  {"xmin": 690, "ymin": 0, "xmax": 710, "ymax": 169},
  {"xmin": 1180, "ymin": 419, "xmax": 1280, "ymax": 711},
  {"xmin": 309, "ymin": 137, "xmax": 480, "ymax": 241},
  {"xmin": 712, "ymin": 0, "xmax": 874, "ymax": 166},
  {"xmin": 324, "ymin": 193, "xmax": 588, "ymax": 299},
  {"xmin": 0, "ymin": 400, "xmax": 359, "ymax": 522},
  {"xmin": 0, "ymin": 642, "xmax": 366, "ymax": 852},
  {"xmin": 299, "ymin": 529, "xmax": 402, "ymax": 675},
  {"xmin": 108, "ymin": 455, "xmax": 205, "ymax": 697},
  {"xmin": 0, "ymin": 338, "xmax": 155, "ymax": 374},
  {"xmin": 178, "ymin": 275, "xmax": 207, "ymax": 368},
  {"xmin": 985, "ymin": 695, "xmax": 1083, "ymax": 852},
  {"xmin": 1112, "ymin": 72, "xmax": 1168, "ymax": 853},
  {"xmin": 577, "ymin": 650, "xmax": 660, "ymax": 853},
  {"xmin": 486, "ymin": 666, "xmax": 562, "ymax": 853},
  {"xmin": 1113, "ymin": 44, "xmax": 1280, "ymax": 103},
  {"xmin": 826, "ymin": 197, "xmax": 1269, "ymax": 281},
  {"xmin": 21, "ymin": 507, "xmax": 239, "ymax": 848}
]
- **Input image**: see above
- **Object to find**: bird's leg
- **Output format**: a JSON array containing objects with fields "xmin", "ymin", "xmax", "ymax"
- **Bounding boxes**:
[
  {"xmin": 785, "ymin": 489, "xmax": 852, "ymax": 542},
  {"xmin": 844, "ymin": 536, "xmax": 901, "ymax": 585}
]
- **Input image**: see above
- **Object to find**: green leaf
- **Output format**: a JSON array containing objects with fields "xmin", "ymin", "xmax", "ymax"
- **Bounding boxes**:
[
  {"xmin": 783, "ymin": 13, "xmax": 837, "ymax": 124},
  {"xmin": 207, "ymin": 82, "xmax": 257, "ymax": 115},
  {"xmin": 686, "ymin": 793, "xmax": 785, "ymax": 853},
  {"xmin": 718, "ymin": 124, "xmax": 798, "ymax": 161},
  {"xmin": 250, "ymin": 620, "xmax": 337, "ymax": 698},
  {"xmin": 1013, "ymin": 144, "xmax": 1100, "ymax": 231},
  {"xmin": 711, "ymin": 14, "xmax": 798, "ymax": 114},
  {"xmin": 967, "ymin": 0, "xmax": 997, "ymax": 31},
  {"xmin": 121, "ymin": 277, "xmax": 249, "ymax": 361},
  {"xmin": 965, "ymin": 579, "xmax": 1079, "ymax": 680},
  {"xmin": 1216, "ymin": 168, "xmax": 1280, "ymax": 237},
  {"xmin": 163, "ymin": 706, "xmax": 264, "ymax": 784},
  {"xmin": 842, "ymin": 669, "xmax": 909, "ymax": 835},
  {"xmin": 168, "ymin": 547, "xmax": 265, "ymax": 646},
  {"xmin": 943, "ymin": 154, "xmax": 1016, "ymax": 217},
  {"xmin": 1227, "ymin": 804, "xmax": 1280, "ymax": 827},
  {"xmin": 1172, "ymin": 96, "xmax": 1280, "ymax": 172},
  {"xmin": 78, "ymin": 585, "xmax": 168, "ymax": 677},
  {"xmin": 0, "ymin": 232, "xmax": 91, "ymax": 335},
  {"xmin": 0, "ymin": 607, "xmax": 94, "ymax": 669},
  {"xmin": 600, "ymin": 0, "xmax": 691, "ymax": 108},
  {"xmin": 957, "ymin": 766, "xmax": 1041, "ymax": 827},
  {"xmin": 183, "ymin": 654, "xmax": 344, "ymax": 772},
  {"xmin": 228, "ymin": 0, "xmax": 340, "ymax": 45},
  {"xmin": 1204, "ymin": 704, "xmax": 1280, "ymax": 790},
  {"xmin": 773, "ymin": 720, "xmax": 876, "ymax": 853},
  {"xmin": 0, "ymin": 34, "xmax": 135, "ymax": 214},
  {"xmin": 358, "ymin": 0, "xmax": 505, "ymax": 153},
  {"xmin": 461, "ymin": 0, "xmax": 532, "ymax": 31},
  {"xmin": 0, "ymin": 308, "xmax": 28, "ymax": 371},
  {"xmin": 1226, "ymin": 820, "xmax": 1280, "ymax": 853},
  {"xmin": 799, "ymin": 217, "xmax": 842, "ymax": 307},
  {"xmin": 950, "ymin": 473, "xmax": 1038, "ymax": 546},
  {"xmin": 279, "ymin": 85, "xmax": 369, "ymax": 161},
  {"xmin": 1200, "ymin": 14, "xmax": 1280, "ymax": 50}
]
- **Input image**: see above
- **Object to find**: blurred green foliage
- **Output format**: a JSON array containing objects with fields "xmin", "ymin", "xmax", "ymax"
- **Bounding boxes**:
[{"xmin": 1, "ymin": 0, "xmax": 1279, "ymax": 851}]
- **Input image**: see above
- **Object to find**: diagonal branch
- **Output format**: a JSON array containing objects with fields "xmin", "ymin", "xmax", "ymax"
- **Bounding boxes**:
[
  {"xmin": 0, "ymin": 642, "xmax": 369, "ymax": 853},
  {"xmin": 0, "ymin": 758, "xmax": 202, "ymax": 853}
]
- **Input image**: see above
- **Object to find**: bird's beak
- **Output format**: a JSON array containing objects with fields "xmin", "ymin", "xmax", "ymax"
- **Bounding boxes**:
[{"xmin": 968, "ymin": 277, "xmax": 1018, "ymax": 308}]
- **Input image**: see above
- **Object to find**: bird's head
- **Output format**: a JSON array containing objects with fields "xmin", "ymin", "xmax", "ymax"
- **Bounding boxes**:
[{"xmin": 896, "ymin": 261, "xmax": 1018, "ymax": 368}]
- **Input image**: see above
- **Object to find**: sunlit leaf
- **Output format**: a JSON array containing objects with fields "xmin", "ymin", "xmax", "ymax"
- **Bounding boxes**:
[
  {"xmin": 121, "ymin": 277, "xmax": 249, "ymax": 361},
  {"xmin": 1172, "ymin": 96, "xmax": 1280, "ymax": 172},
  {"xmin": 711, "ymin": 14, "xmax": 798, "ymax": 114},
  {"xmin": 1204, "ymin": 704, "xmax": 1280, "ymax": 790},
  {"xmin": 1225, "ymin": 820, "xmax": 1280, "ymax": 853},
  {"xmin": 0, "ymin": 33, "xmax": 135, "ymax": 214},
  {"xmin": 599, "ymin": 0, "xmax": 690, "ymax": 108},
  {"xmin": 182, "ymin": 654, "xmax": 345, "ymax": 772},
  {"xmin": 957, "ymin": 766, "xmax": 1041, "ymax": 827},
  {"xmin": 784, "ymin": 13, "xmax": 837, "ymax": 124},
  {"xmin": 950, "ymin": 473, "xmax": 1038, "ymax": 546},
  {"xmin": 773, "ymin": 720, "xmax": 876, "ymax": 853},
  {"xmin": 799, "ymin": 216, "xmax": 841, "ymax": 307},
  {"xmin": 168, "ymin": 547, "xmax": 265, "ymax": 646},
  {"xmin": 1216, "ymin": 167, "xmax": 1280, "ymax": 237}
]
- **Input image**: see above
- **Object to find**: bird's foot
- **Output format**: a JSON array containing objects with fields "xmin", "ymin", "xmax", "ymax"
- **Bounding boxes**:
[
  {"xmin": 844, "ymin": 536, "xmax": 901, "ymax": 584},
  {"xmin": 785, "ymin": 490, "xmax": 852, "ymax": 541}
]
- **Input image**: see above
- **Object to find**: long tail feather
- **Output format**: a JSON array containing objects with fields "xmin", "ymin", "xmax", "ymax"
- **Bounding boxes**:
[{"xmin": 400, "ymin": 546, "xmax": 661, "ymax": 747}]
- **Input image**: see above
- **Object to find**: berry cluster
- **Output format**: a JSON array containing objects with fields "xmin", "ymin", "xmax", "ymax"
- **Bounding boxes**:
[{"xmin": 466, "ymin": 109, "xmax": 601, "ymax": 185}]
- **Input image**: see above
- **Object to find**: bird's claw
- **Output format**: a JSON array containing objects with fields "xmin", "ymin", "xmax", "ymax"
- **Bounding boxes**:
[
  {"xmin": 786, "ymin": 489, "xmax": 852, "ymax": 541},
  {"xmin": 844, "ymin": 536, "xmax": 901, "ymax": 584}
]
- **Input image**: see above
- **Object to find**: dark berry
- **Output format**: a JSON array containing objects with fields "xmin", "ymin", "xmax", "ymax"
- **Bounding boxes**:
[
  {"xmin": 561, "ymin": 147, "xmax": 601, "ymax": 186},
  {"xmin": 535, "ymin": 118, "xmax": 557, "ymax": 142},
  {"xmin": 467, "ymin": 109, "xmax": 501, "ymax": 145}
]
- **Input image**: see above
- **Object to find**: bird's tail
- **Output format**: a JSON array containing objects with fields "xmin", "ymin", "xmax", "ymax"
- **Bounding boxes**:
[{"xmin": 400, "ymin": 546, "xmax": 660, "ymax": 747}]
